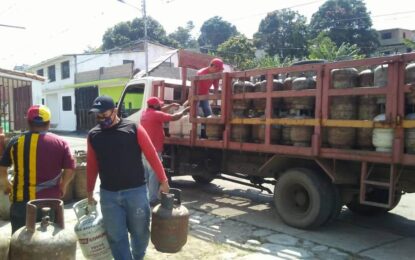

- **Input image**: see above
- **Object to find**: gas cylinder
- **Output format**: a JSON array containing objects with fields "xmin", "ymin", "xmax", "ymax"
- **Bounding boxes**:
[
  {"xmin": 0, "ymin": 127, "xmax": 5, "ymax": 158},
  {"xmin": 290, "ymin": 115, "xmax": 313, "ymax": 147},
  {"xmin": 169, "ymin": 116, "xmax": 183, "ymax": 137},
  {"xmin": 372, "ymin": 114, "xmax": 394, "ymax": 152},
  {"xmin": 405, "ymin": 113, "xmax": 415, "ymax": 154},
  {"xmin": 405, "ymin": 63, "xmax": 415, "ymax": 105},
  {"xmin": 0, "ymin": 189, "xmax": 10, "ymax": 221},
  {"xmin": 0, "ymin": 233, "xmax": 9, "ymax": 260},
  {"xmin": 10, "ymin": 199, "xmax": 77, "ymax": 260},
  {"xmin": 251, "ymin": 124, "xmax": 281, "ymax": 144},
  {"xmin": 231, "ymin": 124, "xmax": 251, "ymax": 142},
  {"xmin": 290, "ymin": 77, "xmax": 316, "ymax": 110},
  {"xmin": 151, "ymin": 188, "xmax": 189, "ymax": 253},
  {"xmin": 357, "ymin": 95, "xmax": 378, "ymax": 149},
  {"xmin": 73, "ymin": 199, "xmax": 112, "ymax": 260},
  {"xmin": 331, "ymin": 68, "xmax": 359, "ymax": 89},
  {"xmin": 358, "ymin": 69, "xmax": 374, "ymax": 87},
  {"xmin": 205, "ymin": 116, "xmax": 223, "ymax": 140},
  {"xmin": 374, "ymin": 64, "xmax": 388, "ymax": 87},
  {"xmin": 328, "ymin": 96, "xmax": 357, "ymax": 148}
]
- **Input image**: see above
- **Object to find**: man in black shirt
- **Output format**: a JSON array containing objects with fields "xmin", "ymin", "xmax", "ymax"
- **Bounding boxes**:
[{"xmin": 87, "ymin": 96, "xmax": 169, "ymax": 260}]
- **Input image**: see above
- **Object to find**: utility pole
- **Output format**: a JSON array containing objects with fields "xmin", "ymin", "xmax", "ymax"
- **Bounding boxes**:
[
  {"xmin": 118, "ymin": 0, "xmax": 148, "ymax": 76},
  {"xmin": 142, "ymin": 0, "xmax": 148, "ymax": 76}
]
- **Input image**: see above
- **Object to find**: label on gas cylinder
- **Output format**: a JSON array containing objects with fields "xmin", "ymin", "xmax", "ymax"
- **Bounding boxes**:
[{"xmin": 75, "ymin": 218, "xmax": 112, "ymax": 260}]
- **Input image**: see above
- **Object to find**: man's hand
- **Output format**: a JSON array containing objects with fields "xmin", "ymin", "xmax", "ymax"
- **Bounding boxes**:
[
  {"xmin": 182, "ymin": 106, "xmax": 190, "ymax": 114},
  {"xmin": 87, "ymin": 192, "xmax": 97, "ymax": 205},
  {"xmin": 59, "ymin": 182, "xmax": 68, "ymax": 199},
  {"xmin": 159, "ymin": 180, "xmax": 170, "ymax": 195}
]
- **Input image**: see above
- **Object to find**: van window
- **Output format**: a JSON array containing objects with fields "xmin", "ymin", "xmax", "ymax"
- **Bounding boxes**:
[{"xmin": 118, "ymin": 84, "xmax": 144, "ymax": 118}]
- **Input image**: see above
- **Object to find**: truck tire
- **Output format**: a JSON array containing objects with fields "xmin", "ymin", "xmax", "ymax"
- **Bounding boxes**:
[
  {"xmin": 346, "ymin": 189, "xmax": 402, "ymax": 216},
  {"xmin": 274, "ymin": 168, "xmax": 333, "ymax": 229},
  {"xmin": 324, "ymin": 184, "xmax": 343, "ymax": 224},
  {"xmin": 192, "ymin": 175, "xmax": 215, "ymax": 184}
]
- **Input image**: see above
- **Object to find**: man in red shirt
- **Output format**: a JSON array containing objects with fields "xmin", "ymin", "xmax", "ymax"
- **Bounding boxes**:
[
  {"xmin": 196, "ymin": 58, "xmax": 224, "ymax": 117},
  {"xmin": 141, "ymin": 97, "xmax": 189, "ymax": 205}
]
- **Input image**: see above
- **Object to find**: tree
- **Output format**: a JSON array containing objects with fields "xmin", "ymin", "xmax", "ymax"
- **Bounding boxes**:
[
  {"xmin": 253, "ymin": 9, "xmax": 308, "ymax": 59},
  {"xmin": 102, "ymin": 17, "xmax": 176, "ymax": 50},
  {"xmin": 254, "ymin": 55, "xmax": 295, "ymax": 69},
  {"xmin": 198, "ymin": 16, "xmax": 238, "ymax": 53},
  {"xmin": 309, "ymin": 0, "xmax": 379, "ymax": 56},
  {"xmin": 217, "ymin": 36, "xmax": 256, "ymax": 70},
  {"xmin": 404, "ymin": 39, "xmax": 415, "ymax": 51},
  {"xmin": 168, "ymin": 21, "xmax": 198, "ymax": 49},
  {"xmin": 308, "ymin": 32, "xmax": 364, "ymax": 61}
]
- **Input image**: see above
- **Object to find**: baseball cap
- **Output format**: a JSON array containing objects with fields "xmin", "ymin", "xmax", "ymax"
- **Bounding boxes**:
[
  {"xmin": 27, "ymin": 105, "xmax": 51, "ymax": 124},
  {"xmin": 147, "ymin": 97, "xmax": 164, "ymax": 107},
  {"xmin": 210, "ymin": 58, "xmax": 224, "ymax": 70},
  {"xmin": 89, "ymin": 96, "xmax": 115, "ymax": 113}
]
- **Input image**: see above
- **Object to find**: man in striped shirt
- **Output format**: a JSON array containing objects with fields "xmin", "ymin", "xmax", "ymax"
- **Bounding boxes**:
[{"xmin": 0, "ymin": 105, "xmax": 75, "ymax": 233}]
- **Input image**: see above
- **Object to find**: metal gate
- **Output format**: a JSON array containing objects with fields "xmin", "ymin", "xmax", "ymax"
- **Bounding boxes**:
[
  {"xmin": 75, "ymin": 86, "xmax": 99, "ymax": 132},
  {"xmin": 13, "ymin": 83, "xmax": 32, "ymax": 131}
]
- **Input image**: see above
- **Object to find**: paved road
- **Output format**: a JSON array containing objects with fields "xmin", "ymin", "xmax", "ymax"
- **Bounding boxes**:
[{"xmin": 61, "ymin": 134, "xmax": 415, "ymax": 259}]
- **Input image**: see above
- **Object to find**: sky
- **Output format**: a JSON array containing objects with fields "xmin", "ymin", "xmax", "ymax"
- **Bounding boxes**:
[{"xmin": 1, "ymin": 0, "xmax": 414, "ymax": 70}]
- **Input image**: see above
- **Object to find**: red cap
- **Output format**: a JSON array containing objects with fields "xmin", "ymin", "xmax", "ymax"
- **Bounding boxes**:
[
  {"xmin": 210, "ymin": 58, "xmax": 224, "ymax": 70},
  {"xmin": 147, "ymin": 97, "xmax": 164, "ymax": 107}
]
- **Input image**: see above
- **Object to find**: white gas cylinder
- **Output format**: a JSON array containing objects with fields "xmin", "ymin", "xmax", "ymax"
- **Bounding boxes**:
[
  {"xmin": 372, "ymin": 114, "xmax": 394, "ymax": 152},
  {"xmin": 73, "ymin": 199, "xmax": 112, "ymax": 260}
]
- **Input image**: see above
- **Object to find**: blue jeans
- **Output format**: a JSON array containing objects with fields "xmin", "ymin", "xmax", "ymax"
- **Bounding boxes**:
[
  {"xmin": 199, "ymin": 100, "xmax": 212, "ymax": 117},
  {"xmin": 100, "ymin": 186, "xmax": 150, "ymax": 260},
  {"xmin": 143, "ymin": 153, "xmax": 162, "ymax": 204}
]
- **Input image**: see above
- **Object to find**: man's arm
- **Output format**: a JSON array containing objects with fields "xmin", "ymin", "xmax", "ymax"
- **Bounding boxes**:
[
  {"xmin": 86, "ymin": 137, "xmax": 99, "ymax": 204},
  {"xmin": 59, "ymin": 169, "xmax": 74, "ymax": 198},
  {"xmin": 171, "ymin": 106, "xmax": 190, "ymax": 121},
  {"xmin": 161, "ymin": 103, "xmax": 180, "ymax": 112},
  {"xmin": 136, "ymin": 125, "xmax": 169, "ymax": 193}
]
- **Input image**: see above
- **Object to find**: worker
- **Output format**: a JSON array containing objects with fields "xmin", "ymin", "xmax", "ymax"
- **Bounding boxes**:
[
  {"xmin": 0, "ymin": 105, "xmax": 75, "ymax": 234},
  {"xmin": 196, "ymin": 58, "xmax": 224, "ymax": 117},
  {"xmin": 87, "ymin": 95, "xmax": 169, "ymax": 259},
  {"xmin": 141, "ymin": 97, "xmax": 189, "ymax": 206}
]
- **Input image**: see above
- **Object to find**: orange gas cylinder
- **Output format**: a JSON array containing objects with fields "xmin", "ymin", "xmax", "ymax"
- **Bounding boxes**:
[{"xmin": 151, "ymin": 189, "xmax": 189, "ymax": 253}]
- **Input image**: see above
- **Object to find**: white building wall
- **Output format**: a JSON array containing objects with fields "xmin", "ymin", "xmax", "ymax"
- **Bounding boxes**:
[
  {"xmin": 31, "ymin": 80, "xmax": 44, "ymax": 105},
  {"xmin": 44, "ymin": 88, "xmax": 76, "ymax": 131}
]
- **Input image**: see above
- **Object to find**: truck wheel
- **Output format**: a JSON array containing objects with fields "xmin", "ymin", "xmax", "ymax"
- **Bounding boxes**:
[
  {"xmin": 274, "ymin": 168, "xmax": 333, "ymax": 229},
  {"xmin": 324, "ymin": 184, "xmax": 343, "ymax": 224},
  {"xmin": 346, "ymin": 189, "xmax": 402, "ymax": 216},
  {"xmin": 192, "ymin": 175, "xmax": 215, "ymax": 184}
]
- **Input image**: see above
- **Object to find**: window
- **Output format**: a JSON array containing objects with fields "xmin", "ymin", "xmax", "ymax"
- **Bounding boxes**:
[
  {"xmin": 403, "ymin": 32, "xmax": 406, "ymax": 39},
  {"xmin": 42, "ymin": 98, "xmax": 45, "ymax": 105},
  {"xmin": 381, "ymin": 32, "xmax": 392, "ymax": 40},
  {"xmin": 37, "ymin": 69, "xmax": 44, "ymax": 76},
  {"xmin": 48, "ymin": 65, "xmax": 56, "ymax": 82},
  {"xmin": 123, "ymin": 60, "xmax": 134, "ymax": 65},
  {"xmin": 62, "ymin": 96, "xmax": 72, "ymax": 111},
  {"xmin": 61, "ymin": 61, "xmax": 70, "ymax": 79}
]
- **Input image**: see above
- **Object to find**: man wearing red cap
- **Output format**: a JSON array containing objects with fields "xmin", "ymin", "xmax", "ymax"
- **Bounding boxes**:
[
  {"xmin": 140, "ymin": 97, "xmax": 189, "ymax": 205},
  {"xmin": 196, "ymin": 58, "xmax": 224, "ymax": 117},
  {"xmin": 0, "ymin": 105, "xmax": 75, "ymax": 233}
]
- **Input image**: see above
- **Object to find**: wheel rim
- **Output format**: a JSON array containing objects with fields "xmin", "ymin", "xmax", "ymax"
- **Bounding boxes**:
[{"xmin": 283, "ymin": 183, "xmax": 311, "ymax": 216}]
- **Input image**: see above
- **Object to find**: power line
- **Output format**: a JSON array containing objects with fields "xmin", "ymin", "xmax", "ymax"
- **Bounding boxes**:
[{"xmin": 0, "ymin": 23, "xmax": 25, "ymax": 29}]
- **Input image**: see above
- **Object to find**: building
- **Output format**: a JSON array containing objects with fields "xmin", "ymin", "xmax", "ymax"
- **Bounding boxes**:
[
  {"xmin": 0, "ymin": 68, "xmax": 44, "ymax": 132},
  {"xmin": 29, "ymin": 41, "xmax": 175, "ymax": 131},
  {"xmin": 377, "ymin": 28, "xmax": 415, "ymax": 56}
]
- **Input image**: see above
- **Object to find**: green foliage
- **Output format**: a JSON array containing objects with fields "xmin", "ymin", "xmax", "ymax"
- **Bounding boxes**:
[
  {"xmin": 168, "ymin": 21, "xmax": 198, "ymax": 49},
  {"xmin": 198, "ymin": 16, "xmax": 238, "ymax": 53},
  {"xmin": 102, "ymin": 17, "xmax": 176, "ymax": 50},
  {"xmin": 217, "ymin": 36, "xmax": 256, "ymax": 70},
  {"xmin": 253, "ymin": 9, "xmax": 308, "ymax": 59},
  {"xmin": 254, "ymin": 55, "xmax": 295, "ymax": 69},
  {"xmin": 308, "ymin": 32, "xmax": 364, "ymax": 61},
  {"xmin": 404, "ymin": 39, "xmax": 415, "ymax": 50},
  {"xmin": 309, "ymin": 0, "xmax": 379, "ymax": 56}
]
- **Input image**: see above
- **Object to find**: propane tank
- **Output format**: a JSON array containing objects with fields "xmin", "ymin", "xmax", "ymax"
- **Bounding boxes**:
[
  {"xmin": 372, "ymin": 114, "xmax": 394, "ymax": 152},
  {"xmin": 405, "ymin": 63, "xmax": 415, "ymax": 105},
  {"xmin": 10, "ymin": 199, "xmax": 77, "ymax": 260},
  {"xmin": 73, "ymin": 199, "xmax": 112, "ymax": 260},
  {"xmin": 0, "ymin": 234, "xmax": 10, "ymax": 260},
  {"xmin": 331, "ymin": 68, "xmax": 359, "ymax": 89},
  {"xmin": 405, "ymin": 113, "xmax": 415, "ymax": 154},
  {"xmin": 151, "ymin": 188, "xmax": 189, "ymax": 253}
]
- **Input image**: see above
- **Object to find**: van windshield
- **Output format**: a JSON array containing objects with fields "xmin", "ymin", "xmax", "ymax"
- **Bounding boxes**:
[{"xmin": 118, "ymin": 83, "xmax": 144, "ymax": 119}]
